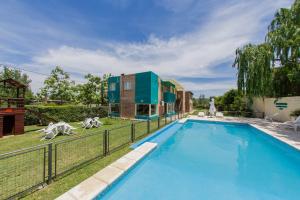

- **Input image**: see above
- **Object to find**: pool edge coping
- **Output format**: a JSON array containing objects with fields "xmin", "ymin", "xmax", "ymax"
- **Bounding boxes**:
[{"xmin": 55, "ymin": 142, "xmax": 157, "ymax": 200}]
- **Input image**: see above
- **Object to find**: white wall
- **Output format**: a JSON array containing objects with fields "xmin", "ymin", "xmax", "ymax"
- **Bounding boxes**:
[{"xmin": 252, "ymin": 96, "xmax": 300, "ymax": 122}]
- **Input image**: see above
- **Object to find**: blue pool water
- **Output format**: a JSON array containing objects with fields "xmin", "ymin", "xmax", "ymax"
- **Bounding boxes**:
[{"xmin": 98, "ymin": 120, "xmax": 300, "ymax": 200}]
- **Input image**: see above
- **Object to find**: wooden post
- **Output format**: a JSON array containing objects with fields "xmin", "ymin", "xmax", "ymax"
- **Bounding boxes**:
[{"xmin": 0, "ymin": 116, "xmax": 3, "ymax": 138}]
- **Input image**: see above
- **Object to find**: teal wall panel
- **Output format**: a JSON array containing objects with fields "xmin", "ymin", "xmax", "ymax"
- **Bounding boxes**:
[
  {"xmin": 135, "ymin": 71, "xmax": 158, "ymax": 104},
  {"xmin": 164, "ymin": 92, "xmax": 176, "ymax": 103}
]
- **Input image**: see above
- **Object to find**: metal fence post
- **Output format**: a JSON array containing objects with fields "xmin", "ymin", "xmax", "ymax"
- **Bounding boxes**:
[
  {"xmin": 170, "ymin": 115, "xmax": 172, "ymax": 122},
  {"xmin": 147, "ymin": 120, "xmax": 150, "ymax": 133},
  {"xmin": 47, "ymin": 143, "xmax": 53, "ymax": 184},
  {"xmin": 165, "ymin": 115, "xmax": 167, "ymax": 125},
  {"xmin": 158, "ymin": 117, "xmax": 160, "ymax": 128},
  {"xmin": 103, "ymin": 130, "xmax": 109, "ymax": 156},
  {"xmin": 131, "ymin": 123, "xmax": 135, "ymax": 142},
  {"xmin": 107, "ymin": 130, "xmax": 110, "ymax": 154}
]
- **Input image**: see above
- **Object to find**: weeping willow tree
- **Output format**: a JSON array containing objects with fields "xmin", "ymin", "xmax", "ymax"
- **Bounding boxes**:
[
  {"xmin": 233, "ymin": 0, "xmax": 300, "ymax": 97},
  {"xmin": 233, "ymin": 44, "xmax": 273, "ymax": 97}
]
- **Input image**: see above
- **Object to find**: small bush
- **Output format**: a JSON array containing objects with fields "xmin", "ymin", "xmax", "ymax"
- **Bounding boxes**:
[
  {"xmin": 25, "ymin": 105, "xmax": 108, "ymax": 125},
  {"xmin": 291, "ymin": 109, "xmax": 300, "ymax": 117}
]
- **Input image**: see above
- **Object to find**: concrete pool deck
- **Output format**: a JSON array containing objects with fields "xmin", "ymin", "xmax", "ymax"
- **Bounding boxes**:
[
  {"xmin": 187, "ymin": 115, "xmax": 300, "ymax": 151},
  {"xmin": 56, "ymin": 142, "xmax": 157, "ymax": 200}
]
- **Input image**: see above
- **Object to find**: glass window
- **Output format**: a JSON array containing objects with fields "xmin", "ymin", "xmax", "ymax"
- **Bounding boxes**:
[
  {"xmin": 124, "ymin": 81, "xmax": 131, "ymax": 90},
  {"xmin": 167, "ymin": 103, "xmax": 175, "ymax": 113},
  {"xmin": 109, "ymin": 83, "xmax": 116, "ymax": 91},
  {"xmin": 136, "ymin": 104, "xmax": 149, "ymax": 116},
  {"xmin": 151, "ymin": 104, "xmax": 156, "ymax": 115},
  {"xmin": 110, "ymin": 104, "xmax": 120, "ymax": 113}
]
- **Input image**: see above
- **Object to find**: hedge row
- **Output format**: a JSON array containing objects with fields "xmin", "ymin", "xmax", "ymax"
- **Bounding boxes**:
[{"xmin": 25, "ymin": 105, "xmax": 108, "ymax": 125}]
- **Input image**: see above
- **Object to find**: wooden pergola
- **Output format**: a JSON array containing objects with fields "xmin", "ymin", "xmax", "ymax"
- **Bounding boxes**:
[{"xmin": 0, "ymin": 78, "xmax": 27, "ymax": 137}]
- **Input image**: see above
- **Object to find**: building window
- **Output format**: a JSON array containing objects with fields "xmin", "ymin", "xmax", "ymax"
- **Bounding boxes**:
[
  {"xmin": 151, "ymin": 104, "xmax": 156, "ymax": 115},
  {"xmin": 110, "ymin": 103, "xmax": 120, "ymax": 113},
  {"xmin": 124, "ymin": 81, "xmax": 132, "ymax": 90},
  {"xmin": 110, "ymin": 83, "xmax": 116, "ymax": 91},
  {"xmin": 136, "ymin": 104, "xmax": 149, "ymax": 116},
  {"xmin": 167, "ymin": 103, "xmax": 175, "ymax": 113}
]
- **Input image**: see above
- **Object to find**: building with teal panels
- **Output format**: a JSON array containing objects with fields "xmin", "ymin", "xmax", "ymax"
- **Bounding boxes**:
[{"xmin": 108, "ymin": 71, "xmax": 192, "ymax": 119}]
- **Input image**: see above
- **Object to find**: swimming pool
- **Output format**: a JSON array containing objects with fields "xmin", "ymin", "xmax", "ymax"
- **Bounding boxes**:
[{"xmin": 97, "ymin": 120, "xmax": 300, "ymax": 200}]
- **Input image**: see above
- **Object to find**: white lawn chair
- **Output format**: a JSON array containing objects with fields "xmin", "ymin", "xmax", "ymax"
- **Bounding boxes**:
[
  {"xmin": 282, "ymin": 116, "xmax": 300, "ymax": 133},
  {"xmin": 80, "ymin": 118, "xmax": 93, "ymax": 129},
  {"xmin": 216, "ymin": 112, "xmax": 224, "ymax": 118},
  {"xmin": 264, "ymin": 113, "xmax": 279, "ymax": 123},
  {"xmin": 198, "ymin": 112, "xmax": 205, "ymax": 117},
  {"xmin": 40, "ymin": 122, "xmax": 76, "ymax": 140},
  {"xmin": 80, "ymin": 117, "xmax": 103, "ymax": 129},
  {"xmin": 92, "ymin": 117, "xmax": 103, "ymax": 128},
  {"xmin": 36, "ymin": 122, "xmax": 54, "ymax": 133}
]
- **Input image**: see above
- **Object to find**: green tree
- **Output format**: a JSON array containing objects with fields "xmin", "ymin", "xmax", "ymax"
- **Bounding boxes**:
[
  {"xmin": 77, "ymin": 74, "xmax": 102, "ymax": 106},
  {"xmin": 100, "ymin": 73, "xmax": 111, "ymax": 105},
  {"xmin": 214, "ymin": 89, "xmax": 248, "ymax": 112},
  {"xmin": 233, "ymin": 0, "xmax": 300, "ymax": 97},
  {"xmin": 0, "ymin": 66, "xmax": 34, "ymax": 100},
  {"xmin": 39, "ymin": 66, "xmax": 76, "ymax": 104},
  {"xmin": 233, "ymin": 43, "xmax": 273, "ymax": 97}
]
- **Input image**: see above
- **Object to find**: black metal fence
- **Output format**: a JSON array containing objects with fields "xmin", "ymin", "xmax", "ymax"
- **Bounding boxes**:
[{"xmin": 0, "ymin": 113, "xmax": 182, "ymax": 199}]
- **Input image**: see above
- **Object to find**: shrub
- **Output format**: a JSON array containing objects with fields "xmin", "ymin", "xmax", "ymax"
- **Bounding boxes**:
[
  {"xmin": 25, "ymin": 105, "xmax": 108, "ymax": 125},
  {"xmin": 291, "ymin": 109, "xmax": 300, "ymax": 117}
]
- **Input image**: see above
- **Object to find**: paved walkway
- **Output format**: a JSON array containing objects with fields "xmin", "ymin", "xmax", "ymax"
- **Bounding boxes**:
[{"xmin": 188, "ymin": 115, "xmax": 300, "ymax": 151}]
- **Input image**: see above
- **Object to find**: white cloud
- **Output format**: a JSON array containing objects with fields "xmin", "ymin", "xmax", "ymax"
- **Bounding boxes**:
[{"xmin": 21, "ymin": 0, "xmax": 292, "ymax": 95}]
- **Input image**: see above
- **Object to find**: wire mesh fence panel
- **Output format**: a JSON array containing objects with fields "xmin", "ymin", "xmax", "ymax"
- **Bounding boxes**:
[
  {"xmin": 149, "ymin": 118, "xmax": 159, "ymax": 133},
  {"xmin": 54, "ymin": 132, "xmax": 104, "ymax": 177},
  {"xmin": 134, "ymin": 121, "xmax": 148, "ymax": 140},
  {"xmin": 0, "ymin": 146, "xmax": 47, "ymax": 199},
  {"xmin": 159, "ymin": 116, "xmax": 167, "ymax": 126},
  {"xmin": 166, "ymin": 116, "xmax": 172, "ymax": 124},
  {"xmin": 108, "ymin": 125, "xmax": 132, "ymax": 153}
]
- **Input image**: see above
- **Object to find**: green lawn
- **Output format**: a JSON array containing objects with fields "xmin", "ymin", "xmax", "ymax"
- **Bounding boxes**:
[
  {"xmin": 0, "ymin": 117, "xmax": 174, "ymax": 200},
  {"xmin": 0, "ymin": 118, "xmax": 131, "ymax": 154}
]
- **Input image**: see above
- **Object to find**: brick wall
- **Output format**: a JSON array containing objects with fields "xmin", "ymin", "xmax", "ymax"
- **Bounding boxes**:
[
  {"xmin": 120, "ymin": 74, "xmax": 136, "ymax": 118},
  {"xmin": 185, "ymin": 92, "xmax": 193, "ymax": 112},
  {"xmin": 176, "ymin": 91, "xmax": 185, "ymax": 113}
]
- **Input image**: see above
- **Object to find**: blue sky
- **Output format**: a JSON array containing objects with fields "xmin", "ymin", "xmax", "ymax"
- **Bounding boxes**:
[{"xmin": 0, "ymin": 0, "xmax": 293, "ymax": 97}]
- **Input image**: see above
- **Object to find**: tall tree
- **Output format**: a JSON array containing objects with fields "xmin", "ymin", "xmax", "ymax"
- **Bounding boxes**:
[
  {"xmin": 77, "ymin": 74, "xmax": 102, "ymax": 106},
  {"xmin": 39, "ymin": 66, "xmax": 76, "ymax": 103},
  {"xmin": 101, "ymin": 73, "xmax": 111, "ymax": 105},
  {"xmin": 233, "ymin": 44, "xmax": 273, "ymax": 97},
  {"xmin": 234, "ymin": 0, "xmax": 300, "ymax": 97}
]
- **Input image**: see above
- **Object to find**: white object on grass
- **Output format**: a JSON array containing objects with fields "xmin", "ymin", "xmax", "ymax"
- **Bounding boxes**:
[
  {"xmin": 39, "ymin": 122, "xmax": 76, "ymax": 140},
  {"xmin": 80, "ymin": 117, "xmax": 103, "ymax": 129}
]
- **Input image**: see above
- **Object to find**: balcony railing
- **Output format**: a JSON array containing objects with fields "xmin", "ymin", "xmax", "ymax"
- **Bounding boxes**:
[{"xmin": 0, "ymin": 98, "xmax": 25, "ymax": 110}]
